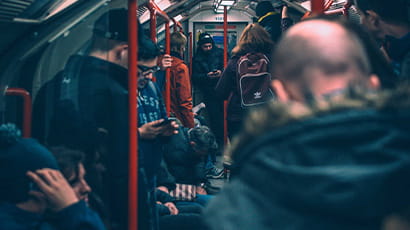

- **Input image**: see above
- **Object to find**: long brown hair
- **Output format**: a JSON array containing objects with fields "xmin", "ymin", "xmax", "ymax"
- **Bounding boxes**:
[{"xmin": 232, "ymin": 23, "xmax": 274, "ymax": 56}]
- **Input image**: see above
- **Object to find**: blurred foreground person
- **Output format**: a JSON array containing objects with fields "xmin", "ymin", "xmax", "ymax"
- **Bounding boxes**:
[{"xmin": 204, "ymin": 19, "xmax": 410, "ymax": 230}]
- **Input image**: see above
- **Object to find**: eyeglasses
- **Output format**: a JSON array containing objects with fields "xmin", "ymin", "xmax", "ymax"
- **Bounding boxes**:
[{"xmin": 138, "ymin": 65, "xmax": 160, "ymax": 77}]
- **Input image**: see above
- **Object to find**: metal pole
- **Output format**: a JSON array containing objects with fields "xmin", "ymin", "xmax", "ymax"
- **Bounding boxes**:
[
  {"xmin": 223, "ymin": 5, "xmax": 228, "ymax": 144},
  {"xmin": 165, "ymin": 22, "xmax": 171, "ymax": 116},
  {"xmin": 5, "ymin": 88, "xmax": 32, "ymax": 138},
  {"xmin": 311, "ymin": 0, "xmax": 325, "ymax": 15},
  {"xmin": 127, "ymin": 1, "xmax": 138, "ymax": 229},
  {"xmin": 189, "ymin": 32, "xmax": 193, "ymax": 78},
  {"xmin": 149, "ymin": 8, "xmax": 157, "ymax": 42}
]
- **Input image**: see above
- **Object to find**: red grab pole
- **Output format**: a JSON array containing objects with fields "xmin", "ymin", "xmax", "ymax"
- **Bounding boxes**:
[
  {"xmin": 127, "ymin": 1, "xmax": 138, "ymax": 230},
  {"xmin": 165, "ymin": 22, "xmax": 171, "ymax": 116},
  {"xmin": 189, "ymin": 32, "xmax": 193, "ymax": 78},
  {"xmin": 149, "ymin": 7, "xmax": 157, "ymax": 42},
  {"xmin": 146, "ymin": 1, "xmax": 172, "ymax": 115},
  {"xmin": 223, "ymin": 5, "xmax": 228, "ymax": 145},
  {"xmin": 5, "ymin": 88, "xmax": 32, "ymax": 138},
  {"xmin": 311, "ymin": 0, "xmax": 325, "ymax": 15}
]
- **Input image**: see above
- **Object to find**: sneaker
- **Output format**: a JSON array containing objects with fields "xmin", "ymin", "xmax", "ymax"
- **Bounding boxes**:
[{"xmin": 206, "ymin": 167, "xmax": 224, "ymax": 179}]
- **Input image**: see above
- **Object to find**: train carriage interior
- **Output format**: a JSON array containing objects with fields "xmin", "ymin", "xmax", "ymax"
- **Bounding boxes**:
[
  {"xmin": 2, "ymin": 0, "xmax": 409, "ymax": 230},
  {"xmin": 0, "ymin": 0, "xmax": 353, "ymax": 128}
]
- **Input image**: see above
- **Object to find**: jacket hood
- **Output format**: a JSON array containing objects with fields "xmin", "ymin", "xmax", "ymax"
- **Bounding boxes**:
[{"xmin": 212, "ymin": 86, "xmax": 410, "ymax": 229}]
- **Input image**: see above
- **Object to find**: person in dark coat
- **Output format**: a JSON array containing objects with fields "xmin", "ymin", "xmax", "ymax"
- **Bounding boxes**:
[
  {"xmin": 216, "ymin": 23, "xmax": 274, "ymax": 139},
  {"xmin": 255, "ymin": 1, "xmax": 282, "ymax": 43},
  {"xmin": 354, "ymin": 0, "xmax": 410, "ymax": 80},
  {"xmin": 202, "ymin": 19, "xmax": 410, "ymax": 230},
  {"xmin": 192, "ymin": 33, "xmax": 225, "ymax": 150},
  {"xmin": 33, "ymin": 9, "xmax": 178, "ymax": 230},
  {"xmin": 164, "ymin": 125, "xmax": 218, "ymax": 206}
]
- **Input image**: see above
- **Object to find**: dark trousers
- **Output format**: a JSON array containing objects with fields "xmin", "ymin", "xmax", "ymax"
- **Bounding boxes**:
[{"xmin": 203, "ymin": 95, "xmax": 224, "ymax": 151}]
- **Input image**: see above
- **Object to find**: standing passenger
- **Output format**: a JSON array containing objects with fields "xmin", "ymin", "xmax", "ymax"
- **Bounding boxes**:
[
  {"xmin": 167, "ymin": 31, "xmax": 194, "ymax": 128},
  {"xmin": 192, "ymin": 33, "xmax": 225, "ymax": 151},
  {"xmin": 354, "ymin": 0, "xmax": 410, "ymax": 79},
  {"xmin": 33, "ymin": 9, "xmax": 131, "ymax": 230},
  {"xmin": 255, "ymin": 1, "xmax": 281, "ymax": 42},
  {"xmin": 33, "ymin": 9, "xmax": 177, "ymax": 230},
  {"xmin": 136, "ymin": 37, "xmax": 179, "ymax": 230},
  {"xmin": 216, "ymin": 23, "xmax": 274, "ymax": 139}
]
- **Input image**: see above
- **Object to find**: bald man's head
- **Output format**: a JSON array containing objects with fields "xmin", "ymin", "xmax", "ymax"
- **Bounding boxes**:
[{"xmin": 271, "ymin": 19, "xmax": 376, "ymax": 102}]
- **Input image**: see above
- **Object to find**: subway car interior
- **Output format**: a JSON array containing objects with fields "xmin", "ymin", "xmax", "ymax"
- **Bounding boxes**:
[{"xmin": 1, "ymin": 0, "xmax": 410, "ymax": 230}]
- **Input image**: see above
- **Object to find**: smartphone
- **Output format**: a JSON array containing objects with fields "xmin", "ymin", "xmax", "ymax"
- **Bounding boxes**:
[{"xmin": 154, "ymin": 117, "xmax": 177, "ymax": 127}]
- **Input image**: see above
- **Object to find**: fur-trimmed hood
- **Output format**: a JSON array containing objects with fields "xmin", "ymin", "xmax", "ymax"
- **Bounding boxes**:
[
  {"xmin": 206, "ymin": 86, "xmax": 410, "ymax": 230},
  {"xmin": 227, "ymin": 86, "xmax": 410, "ymax": 165}
]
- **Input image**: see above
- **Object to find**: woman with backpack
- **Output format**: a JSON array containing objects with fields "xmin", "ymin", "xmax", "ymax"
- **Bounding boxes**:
[{"xmin": 215, "ymin": 23, "xmax": 274, "ymax": 139}]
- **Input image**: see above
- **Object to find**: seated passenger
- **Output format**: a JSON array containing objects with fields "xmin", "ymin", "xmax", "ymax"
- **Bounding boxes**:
[
  {"xmin": 0, "ymin": 124, "xmax": 105, "ymax": 230},
  {"xmin": 204, "ymin": 19, "xmax": 410, "ymax": 230},
  {"xmin": 48, "ymin": 146, "xmax": 109, "ymax": 225},
  {"xmin": 164, "ymin": 125, "xmax": 219, "ymax": 207}
]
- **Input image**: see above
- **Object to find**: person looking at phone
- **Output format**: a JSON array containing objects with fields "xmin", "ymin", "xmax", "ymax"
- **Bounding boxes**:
[
  {"xmin": 136, "ymin": 37, "xmax": 180, "ymax": 230},
  {"xmin": 0, "ymin": 123, "xmax": 105, "ymax": 230},
  {"xmin": 192, "ymin": 33, "xmax": 225, "ymax": 151}
]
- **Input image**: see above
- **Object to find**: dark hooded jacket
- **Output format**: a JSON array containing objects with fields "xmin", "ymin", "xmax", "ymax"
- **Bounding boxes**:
[
  {"xmin": 258, "ymin": 12, "xmax": 282, "ymax": 43},
  {"xmin": 192, "ymin": 42, "xmax": 224, "ymax": 95},
  {"xmin": 163, "ymin": 127, "xmax": 206, "ymax": 185},
  {"xmin": 204, "ymin": 87, "xmax": 410, "ymax": 230}
]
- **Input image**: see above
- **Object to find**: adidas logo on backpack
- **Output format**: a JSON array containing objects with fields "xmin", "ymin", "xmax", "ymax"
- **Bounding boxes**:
[{"xmin": 238, "ymin": 52, "xmax": 274, "ymax": 108}]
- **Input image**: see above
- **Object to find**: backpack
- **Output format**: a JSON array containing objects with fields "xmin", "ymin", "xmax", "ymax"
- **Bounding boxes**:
[{"xmin": 237, "ymin": 53, "xmax": 274, "ymax": 108}]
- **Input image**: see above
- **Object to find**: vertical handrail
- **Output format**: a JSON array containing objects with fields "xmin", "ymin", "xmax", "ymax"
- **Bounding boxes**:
[
  {"xmin": 165, "ymin": 22, "xmax": 171, "ymax": 116},
  {"xmin": 189, "ymin": 32, "xmax": 193, "ymax": 78},
  {"xmin": 311, "ymin": 0, "xmax": 325, "ymax": 15},
  {"xmin": 223, "ymin": 6, "xmax": 228, "ymax": 145},
  {"xmin": 5, "ymin": 88, "xmax": 32, "ymax": 138},
  {"xmin": 147, "ymin": 1, "xmax": 172, "ymax": 115},
  {"xmin": 149, "ymin": 7, "xmax": 157, "ymax": 42},
  {"xmin": 127, "ymin": 1, "xmax": 138, "ymax": 230}
]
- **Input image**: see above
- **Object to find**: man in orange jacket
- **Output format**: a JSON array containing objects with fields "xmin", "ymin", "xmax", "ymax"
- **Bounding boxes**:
[{"xmin": 167, "ymin": 31, "xmax": 195, "ymax": 128}]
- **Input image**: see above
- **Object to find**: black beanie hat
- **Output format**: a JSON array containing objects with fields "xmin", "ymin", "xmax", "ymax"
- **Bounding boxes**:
[
  {"xmin": 0, "ymin": 124, "xmax": 59, "ymax": 203},
  {"xmin": 94, "ymin": 8, "xmax": 128, "ymax": 42},
  {"xmin": 197, "ymin": 33, "xmax": 214, "ymax": 46},
  {"xmin": 255, "ymin": 1, "xmax": 275, "ymax": 17}
]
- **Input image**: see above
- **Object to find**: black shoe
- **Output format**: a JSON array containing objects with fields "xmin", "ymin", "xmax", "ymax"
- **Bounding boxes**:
[{"xmin": 206, "ymin": 167, "xmax": 224, "ymax": 179}]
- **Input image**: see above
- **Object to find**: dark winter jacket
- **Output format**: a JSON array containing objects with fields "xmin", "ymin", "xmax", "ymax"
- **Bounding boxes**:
[
  {"xmin": 164, "ymin": 127, "xmax": 206, "ymax": 185},
  {"xmin": 0, "ymin": 201, "xmax": 105, "ymax": 230},
  {"xmin": 386, "ymin": 32, "xmax": 410, "ymax": 80},
  {"xmin": 32, "ymin": 55, "xmax": 161, "ymax": 230},
  {"xmin": 215, "ymin": 55, "xmax": 243, "ymax": 122},
  {"xmin": 257, "ymin": 12, "xmax": 282, "ymax": 43},
  {"xmin": 192, "ymin": 47, "xmax": 224, "ymax": 95},
  {"xmin": 205, "ymin": 87, "xmax": 410, "ymax": 230}
]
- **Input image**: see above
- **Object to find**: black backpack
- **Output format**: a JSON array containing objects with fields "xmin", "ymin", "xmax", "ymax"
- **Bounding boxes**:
[{"xmin": 237, "ymin": 53, "xmax": 274, "ymax": 108}]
